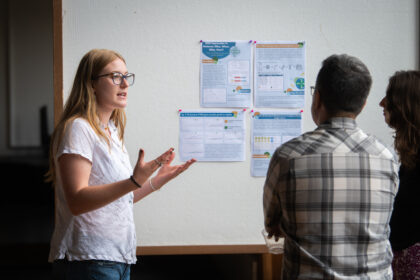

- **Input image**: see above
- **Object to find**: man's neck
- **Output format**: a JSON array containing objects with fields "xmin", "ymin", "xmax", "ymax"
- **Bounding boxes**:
[
  {"xmin": 319, "ymin": 111, "xmax": 357, "ymax": 125},
  {"xmin": 328, "ymin": 111, "xmax": 357, "ymax": 120}
]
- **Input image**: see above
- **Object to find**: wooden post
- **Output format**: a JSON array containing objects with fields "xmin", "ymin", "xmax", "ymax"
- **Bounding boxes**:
[
  {"xmin": 52, "ymin": 0, "xmax": 63, "ymax": 126},
  {"xmin": 261, "ymin": 253, "xmax": 283, "ymax": 280}
]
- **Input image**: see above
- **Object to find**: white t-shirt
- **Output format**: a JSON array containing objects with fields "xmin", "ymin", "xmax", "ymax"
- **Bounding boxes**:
[{"xmin": 48, "ymin": 118, "xmax": 137, "ymax": 264}]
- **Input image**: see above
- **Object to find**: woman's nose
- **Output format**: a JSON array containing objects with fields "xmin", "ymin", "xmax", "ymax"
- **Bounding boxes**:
[
  {"xmin": 120, "ymin": 78, "xmax": 129, "ymax": 88},
  {"xmin": 379, "ymin": 97, "xmax": 386, "ymax": 107}
]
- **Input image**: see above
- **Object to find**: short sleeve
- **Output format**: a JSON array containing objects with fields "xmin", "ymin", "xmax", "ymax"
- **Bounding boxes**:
[{"xmin": 57, "ymin": 118, "xmax": 96, "ymax": 163}]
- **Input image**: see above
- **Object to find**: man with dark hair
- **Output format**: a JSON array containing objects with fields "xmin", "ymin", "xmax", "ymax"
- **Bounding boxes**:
[{"xmin": 263, "ymin": 54, "xmax": 399, "ymax": 279}]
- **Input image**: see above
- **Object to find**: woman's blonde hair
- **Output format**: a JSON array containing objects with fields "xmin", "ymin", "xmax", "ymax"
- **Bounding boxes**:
[{"xmin": 45, "ymin": 49, "xmax": 127, "ymax": 184}]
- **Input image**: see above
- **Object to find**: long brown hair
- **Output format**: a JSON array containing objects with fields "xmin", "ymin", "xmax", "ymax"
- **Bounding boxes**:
[
  {"xmin": 45, "ymin": 49, "xmax": 127, "ymax": 184},
  {"xmin": 386, "ymin": 70, "xmax": 420, "ymax": 169}
]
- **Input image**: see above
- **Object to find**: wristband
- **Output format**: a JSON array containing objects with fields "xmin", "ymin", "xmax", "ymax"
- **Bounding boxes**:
[
  {"xmin": 130, "ymin": 175, "xmax": 142, "ymax": 188},
  {"xmin": 149, "ymin": 177, "xmax": 159, "ymax": 191}
]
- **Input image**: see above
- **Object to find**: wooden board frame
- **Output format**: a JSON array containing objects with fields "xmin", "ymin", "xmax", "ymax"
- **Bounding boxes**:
[{"xmin": 137, "ymin": 245, "xmax": 268, "ymax": 255}]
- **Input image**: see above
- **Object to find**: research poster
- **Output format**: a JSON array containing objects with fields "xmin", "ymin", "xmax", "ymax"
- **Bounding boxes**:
[
  {"xmin": 251, "ymin": 111, "xmax": 302, "ymax": 176},
  {"xmin": 254, "ymin": 41, "xmax": 306, "ymax": 108},
  {"xmin": 179, "ymin": 110, "xmax": 245, "ymax": 162},
  {"xmin": 200, "ymin": 41, "xmax": 252, "ymax": 108}
]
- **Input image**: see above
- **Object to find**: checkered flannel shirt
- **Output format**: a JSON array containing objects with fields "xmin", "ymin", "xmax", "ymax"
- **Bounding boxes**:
[{"xmin": 263, "ymin": 118, "xmax": 399, "ymax": 280}]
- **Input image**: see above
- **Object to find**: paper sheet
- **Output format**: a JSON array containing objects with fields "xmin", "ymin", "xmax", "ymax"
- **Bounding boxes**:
[
  {"xmin": 254, "ymin": 41, "xmax": 306, "ymax": 108},
  {"xmin": 179, "ymin": 110, "xmax": 245, "ymax": 161},
  {"xmin": 251, "ymin": 111, "xmax": 302, "ymax": 176},
  {"xmin": 200, "ymin": 41, "xmax": 252, "ymax": 108}
]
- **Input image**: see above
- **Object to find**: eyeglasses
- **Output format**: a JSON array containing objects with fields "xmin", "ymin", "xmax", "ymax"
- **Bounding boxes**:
[{"xmin": 93, "ymin": 72, "xmax": 135, "ymax": 86}]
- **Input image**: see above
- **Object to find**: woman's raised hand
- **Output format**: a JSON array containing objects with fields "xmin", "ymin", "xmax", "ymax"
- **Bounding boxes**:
[
  {"xmin": 132, "ymin": 148, "xmax": 175, "ymax": 186},
  {"xmin": 150, "ymin": 150, "xmax": 196, "ymax": 190}
]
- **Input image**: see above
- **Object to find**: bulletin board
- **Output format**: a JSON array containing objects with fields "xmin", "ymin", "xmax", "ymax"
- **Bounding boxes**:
[{"xmin": 55, "ymin": 0, "xmax": 418, "ymax": 254}]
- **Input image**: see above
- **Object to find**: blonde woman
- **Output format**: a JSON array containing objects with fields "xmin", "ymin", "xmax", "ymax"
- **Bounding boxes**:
[{"xmin": 46, "ymin": 49, "xmax": 195, "ymax": 279}]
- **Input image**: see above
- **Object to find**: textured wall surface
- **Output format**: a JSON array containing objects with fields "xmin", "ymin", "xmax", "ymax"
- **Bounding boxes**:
[{"xmin": 62, "ymin": 0, "xmax": 418, "ymax": 247}]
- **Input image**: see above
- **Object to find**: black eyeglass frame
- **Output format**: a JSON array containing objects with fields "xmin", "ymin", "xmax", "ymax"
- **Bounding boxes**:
[{"xmin": 92, "ymin": 72, "xmax": 135, "ymax": 86}]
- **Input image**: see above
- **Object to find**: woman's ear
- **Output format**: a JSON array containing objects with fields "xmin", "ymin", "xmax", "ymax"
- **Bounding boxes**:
[{"xmin": 91, "ymin": 80, "xmax": 97, "ymax": 94}]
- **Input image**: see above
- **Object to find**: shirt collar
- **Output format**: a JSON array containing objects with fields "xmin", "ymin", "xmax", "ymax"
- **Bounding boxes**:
[
  {"xmin": 99, "ymin": 120, "xmax": 117, "ymax": 132},
  {"xmin": 317, "ymin": 117, "xmax": 358, "ymax": 130},
  {"xmin": 108, "ymin": 120, "xmax": 117, "ymax": 132}
]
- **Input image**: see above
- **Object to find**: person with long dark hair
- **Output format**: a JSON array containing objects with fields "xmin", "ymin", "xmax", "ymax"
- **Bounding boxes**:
[{"xmin": 380, "ymin": 70, "xmax": 420, "ymax": 279}]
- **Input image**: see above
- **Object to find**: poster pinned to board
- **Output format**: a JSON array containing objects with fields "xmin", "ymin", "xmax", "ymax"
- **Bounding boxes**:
[
  {"xmin": 179, "ymin": 110, "xmax": 246, "ymax": 162},
  {"xmin": 254, "ymin": 41, "xmax": 306, "ymax": 108},
  {"xmin": 251, "ymin": 110, "xmax": 302, "ymax": 176},
  {"xmin": 200, "ymin": 41, "xmax": 252, "ymax": 108}
]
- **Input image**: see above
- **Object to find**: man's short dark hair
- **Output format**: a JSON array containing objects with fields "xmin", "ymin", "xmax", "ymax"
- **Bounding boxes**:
[{"xmin": 315, "ymin": 54, "xmax": 372, "ymax": 115}]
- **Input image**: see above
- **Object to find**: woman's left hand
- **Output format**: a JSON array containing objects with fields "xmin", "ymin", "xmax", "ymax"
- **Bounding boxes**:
[{"xmin": 151, "ymin": 151, "xmax": 196, "ymax": 190}]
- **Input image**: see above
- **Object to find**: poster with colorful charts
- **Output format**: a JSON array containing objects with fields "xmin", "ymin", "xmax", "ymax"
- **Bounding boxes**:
[
  {"xmin": 251, "ymin": 111, "xmax": 302, "ymax": 177},
  {"xmin": 200, "ymin": 41, "xmax": 252, "ymax": 108},
  {"xmin": 254, "ymin": 41, "xmax": 306, "ymax": 108},
  {"xmin": 179, "ymin": 110, "xmax": 245, "ymax": 162}
]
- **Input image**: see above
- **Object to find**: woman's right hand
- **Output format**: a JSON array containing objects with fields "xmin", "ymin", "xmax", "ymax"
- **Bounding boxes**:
[{"xmin": 132, "ymin": 148, "xmax": 174, "ymax": 185}]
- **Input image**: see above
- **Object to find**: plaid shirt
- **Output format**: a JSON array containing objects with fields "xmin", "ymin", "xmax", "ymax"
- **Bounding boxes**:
[{"xmin": 264, "ymin": 118, "xmax": 399, "ymax": 280}]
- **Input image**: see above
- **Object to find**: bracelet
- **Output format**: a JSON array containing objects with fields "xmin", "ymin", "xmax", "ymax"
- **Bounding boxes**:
[
  {"xmin": 149, "ymin": 177, "xmax": 159, "ymax": 191},
  {"xmin": 130, "ymin": 175, "xmax": 142, "ymax": 188}
]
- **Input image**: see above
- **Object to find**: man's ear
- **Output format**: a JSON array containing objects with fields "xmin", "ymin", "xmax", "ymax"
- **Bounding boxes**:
[
  {"xmin": 311, "ymin": 90, "xmax": 322, "ymax": 125},
  {"xmin": 361, "ymin": 99, "xmax": 367, "ymax": 111},
  {"xmin": 313, "ymin": 90, "xmax": 322, "ymax": 110}
]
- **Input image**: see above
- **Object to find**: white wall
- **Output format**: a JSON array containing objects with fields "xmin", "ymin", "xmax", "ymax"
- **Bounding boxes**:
[{"xmin": 62, "ymin": 0, "xmax": 418, "ymax": 247}]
